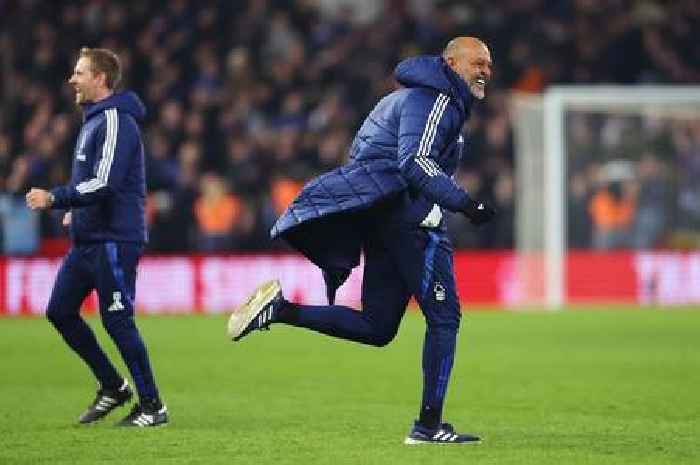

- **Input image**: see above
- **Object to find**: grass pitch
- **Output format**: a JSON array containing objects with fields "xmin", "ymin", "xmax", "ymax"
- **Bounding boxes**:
[{"xmin": 1, "ymin": 309, "xmax": 699, "ymax": 465}]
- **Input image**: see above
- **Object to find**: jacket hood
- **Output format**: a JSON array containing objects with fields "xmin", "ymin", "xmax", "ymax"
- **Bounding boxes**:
[
  {"xmin": 83, "ymin": 90, "xmax": 147, "ymax": 121},
  {"xmin": 394, "ymin": 55, "xmax": 473, "ymax": 112}
]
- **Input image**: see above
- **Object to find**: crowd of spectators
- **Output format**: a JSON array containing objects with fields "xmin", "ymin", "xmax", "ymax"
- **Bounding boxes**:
[
  {"xmin": 566, "ymin": 112, "xmax": 700, "ymax": 250},
  {"xmin": 1, "ymin": 0, "xmax": 698, "ymax": 253}
]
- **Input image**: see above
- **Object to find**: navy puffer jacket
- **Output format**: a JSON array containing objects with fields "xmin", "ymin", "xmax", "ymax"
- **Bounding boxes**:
[{"xmin": 272, "ymin": 55, "xmax": 476, "ymax": 270}]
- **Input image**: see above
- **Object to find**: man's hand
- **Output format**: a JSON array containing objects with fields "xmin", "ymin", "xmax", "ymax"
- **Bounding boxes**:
[
  {"xmin": 26, "ymin": 188, "xmax": 54, "ymax": 210},
  {"xmin": 462, "ymin": 199, "xmax": 496, "ymax": 226},
  {"xmin": 62, "ymin": 211, "xmax": 72, "ymax": 227}
]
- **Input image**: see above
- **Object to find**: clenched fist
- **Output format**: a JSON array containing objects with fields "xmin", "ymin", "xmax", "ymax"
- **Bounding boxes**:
[
  {"xmin": 25, "ymin": 188, "xmax": 54, "ymax": 210},
  {"xmin": 462, "ymin": 199, "xmax": 497, "ymax": 226}
]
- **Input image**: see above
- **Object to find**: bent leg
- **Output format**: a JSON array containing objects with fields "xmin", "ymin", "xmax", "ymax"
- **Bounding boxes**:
[
  {"xmin": 96, "ymin": 243, "xmax": 160, "ymax": 402},
  {"xmin": 46, "ymin": 248, "xmax": 122, "ymax": 388},
  {"xmin": 278, "ymin": 231, "xmax": 410, "ymax": 347}
]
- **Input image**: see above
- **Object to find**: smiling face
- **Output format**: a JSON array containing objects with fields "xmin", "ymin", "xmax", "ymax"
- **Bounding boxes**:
[
  {"xmin": 444, "ymin": 37, "xmax": 493, "ymax": 100},
  {"xmin": 68, "ymin": 56, "xmax": 105, "ymax": 105}
]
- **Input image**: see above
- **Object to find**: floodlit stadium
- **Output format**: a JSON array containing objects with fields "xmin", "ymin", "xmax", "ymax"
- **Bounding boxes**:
[{"xmin": 1, "ymin": 1, "xmax": 699, "ymax": 463}]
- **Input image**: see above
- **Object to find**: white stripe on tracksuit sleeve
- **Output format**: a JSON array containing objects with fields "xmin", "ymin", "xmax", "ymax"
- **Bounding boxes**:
[
  {"xmin": 414, "ymin": 93, "xmax": 450, "ymax": 177},
  {"xmin": 397, "ymin": 91, "xmax": 472, "ymax": 213},
  {"xmin": 76, "ymin": 108, "xmax": 118, "ymax": 194},
  {"xmin": 49, "ymin": 107, "xmax": 139, "ymax": 210}
]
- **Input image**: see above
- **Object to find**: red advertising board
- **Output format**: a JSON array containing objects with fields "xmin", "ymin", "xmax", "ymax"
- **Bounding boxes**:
[
  {"xmin": 567, "ymin": 251, "xmax": 638, "ymax": 303},
  {"xmin": 2, "ymin": 252, "xmax": 699, "ymax": 315}
]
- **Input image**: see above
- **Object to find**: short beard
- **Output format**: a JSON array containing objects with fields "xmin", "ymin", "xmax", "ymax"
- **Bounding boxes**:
[{"xmin": 469, "ymin": 83, "xmax": 485, "ymax": 100}]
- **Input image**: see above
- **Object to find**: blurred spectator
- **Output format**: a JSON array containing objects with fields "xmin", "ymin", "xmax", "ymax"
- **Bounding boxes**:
[
  {"xmin": 269, "ymin": 176, "xmax": 305, "ymax": 218},
  {"xmin": 0, "ymin": 194, "xmax": 39, "ymax": 254},
  {"xmin": 589, "ymin": 179, "xmax": 637, "ymax": 250},
  {"xmin": 145, "ymin": 130, "xmax": 179, "ymax": 191},
  {"xmin": 632, "ymin": 153, "xmax": 668, "ymax": 248},
  {"xmin": 0, "ymin": 134, "xmax": 14, "ymax": 192},
  {"xmin": 489, "ymin": 172, "xmax": 515, "ymax": 248},
  {"xmin": 224, "ymin": 136, "xmax": 264, "ymax": 195},
  {"xmin": 675, "ymin": 121, "xmax": 700, "ymax": 229},
  {"xmin": 567, "ymin": 173, "xmax": 592, "ymax": 248},
  {"xmin": 194, "ymin": 173, "xmax": 245, "ymax": 251}
]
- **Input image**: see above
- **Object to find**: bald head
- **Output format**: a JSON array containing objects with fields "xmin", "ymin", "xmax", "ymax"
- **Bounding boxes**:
[
  {"xmin": 442, "ymin": 36, "xmax": 492, "ymax": 100},
  {"xmin": 443, "ymin": 37, "xmax": 488, "ymax": 60}
]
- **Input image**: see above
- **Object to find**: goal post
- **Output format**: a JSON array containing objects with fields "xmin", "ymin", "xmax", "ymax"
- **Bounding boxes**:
[{"xmin": 513, "ymin": 86, "xmax": 700, "ymax": 308}]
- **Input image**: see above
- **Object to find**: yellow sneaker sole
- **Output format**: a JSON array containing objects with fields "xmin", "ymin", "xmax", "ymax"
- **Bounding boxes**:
[{"xmin": 227, "ymin": 280, "xmax": 281, "ymax": 340}]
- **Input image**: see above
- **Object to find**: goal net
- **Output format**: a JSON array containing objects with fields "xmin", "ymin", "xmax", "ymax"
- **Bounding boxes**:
[{"xmin": 512, "ymin": 86, "xmax": 700, "ymax": 308}]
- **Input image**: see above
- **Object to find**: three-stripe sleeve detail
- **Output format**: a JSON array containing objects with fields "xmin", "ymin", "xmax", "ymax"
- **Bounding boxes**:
[
  {"xmin": 414, "ymin": 94, "xmax": 449, "ymax": 177},
  {"xmin": 76, "ymin": 108, "xmax": 118, "ymax": 194}
]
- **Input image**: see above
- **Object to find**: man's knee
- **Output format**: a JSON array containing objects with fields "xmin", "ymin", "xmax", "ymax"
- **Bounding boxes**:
[
  {"xmin": 46, "ymin": 307, "xmax": 62, "ymax": 327},
  {"xmin": 366, "ymin": 323, "xmax": 400, "ymax": 347},
  {"xmin": 46, "ymin": 300, "xmax": 72, "ymax": 328},
  {"xmin": 101, "ymin": 312, "xmax": 137, "ymax": 338},
  {"xmin": 369, "ymin": 331, "xmax": 396, "ymax": 347}
]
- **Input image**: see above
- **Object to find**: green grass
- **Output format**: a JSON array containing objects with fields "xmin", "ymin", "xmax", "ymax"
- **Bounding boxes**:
[{"xmin": 1, "ymin": 309, "xmax": 699, "ymax": 465}]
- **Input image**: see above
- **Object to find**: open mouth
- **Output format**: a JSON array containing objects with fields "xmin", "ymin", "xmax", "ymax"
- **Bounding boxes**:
[{"xmin": 469, "ymin": 77, "xmax": 488, "ymax": 99}]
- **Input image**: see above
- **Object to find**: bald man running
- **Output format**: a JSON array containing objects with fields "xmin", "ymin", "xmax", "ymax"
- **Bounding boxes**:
[{"xmin": 228, "ymin": 37, "xmax": 496, "ymax": 444}]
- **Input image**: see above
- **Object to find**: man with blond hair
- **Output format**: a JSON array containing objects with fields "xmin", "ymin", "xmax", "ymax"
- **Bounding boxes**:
[{"xmin": 27, "ymin": 47, "xmax": 168, "ymax": 427}]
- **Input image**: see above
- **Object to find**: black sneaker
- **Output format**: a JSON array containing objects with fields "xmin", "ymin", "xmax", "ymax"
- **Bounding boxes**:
[
  {"xmin": 78, "ymin": 379, "xmax": 133, "ymax": 424},
  {"xmin": 116, "ymin": 399, "xmax": 168, "ymax": 427},
  {"xmin": 227, "ymin": 280, "xmax": 284, "ymax": 341},
  {"xmin": 404, "ymin": 421, "xmax": 481, "ymax": 445}
]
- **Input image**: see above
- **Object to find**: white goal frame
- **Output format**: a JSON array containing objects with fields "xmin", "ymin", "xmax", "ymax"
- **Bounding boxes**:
[{"xmin": 518, "ymin": 86, "xmax": 700, "ymax": 308}]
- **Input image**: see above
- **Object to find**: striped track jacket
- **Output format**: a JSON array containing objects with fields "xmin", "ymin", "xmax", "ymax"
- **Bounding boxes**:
[{"xmin": 51, "ymin": 91, "xmax": 147, "ymax": 244}]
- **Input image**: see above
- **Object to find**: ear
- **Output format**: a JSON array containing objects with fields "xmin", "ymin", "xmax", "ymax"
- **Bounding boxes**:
[
  {"xmin": 445, "ymin": 56, "xmax": 457, "ymax": 69},
  {"xmin": 95, "ymin": 71, "xmax": 108, "ymax": 88}
]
